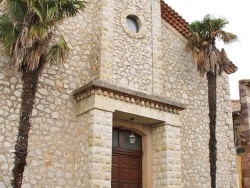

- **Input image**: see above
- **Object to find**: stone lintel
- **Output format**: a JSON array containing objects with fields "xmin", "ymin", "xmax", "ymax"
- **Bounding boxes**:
[{"xmin": 73, "ymin": 80, "xmax": 186, "ymax": 113}]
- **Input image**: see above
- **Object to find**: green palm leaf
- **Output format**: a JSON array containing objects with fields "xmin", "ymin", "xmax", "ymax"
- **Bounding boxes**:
[
  {"xmin": 6, "ymin": 0, "xmax": 28, "ymax": 22},
  {"xmin": 28, "ymin": 23, "xmax": 48, "ymax": 41},
  {"xmin": 0, "ymin": 14, "xmax": 17, "ymax": 55},
  {"xmin": 33, "ymin": 5, "xmax": 44, "ymax": 22},
  {"xmin": 47, "ymin": 35, "xmax": 68, "ymax": 66},
  {"xmin": 186, "ymin": 14, "xmax": 238, "ymax": 76}
]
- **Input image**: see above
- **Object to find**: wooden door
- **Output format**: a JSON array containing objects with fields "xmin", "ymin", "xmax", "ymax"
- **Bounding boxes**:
[{"xmin": 112, "ymin": 129, "xmax": 142, "ymax": 188}]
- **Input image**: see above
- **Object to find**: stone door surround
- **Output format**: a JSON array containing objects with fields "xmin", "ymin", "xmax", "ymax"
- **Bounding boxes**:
[{"xmin": 73, "ymin": 80, "xmax": 186, "ymax": 187}]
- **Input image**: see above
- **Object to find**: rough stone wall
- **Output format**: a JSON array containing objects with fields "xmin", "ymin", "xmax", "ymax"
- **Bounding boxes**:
[
  {"xmin": 161, "ymin": 22, "xmax": 237, "ymax": 187},
  {"xmin": 75, "ymin": 109, "xmax": 113, "ymax": 188},
  {"xmin": 112, "ymin": 0, "xmax": 154, "ymax": 93},
  {"xmin": 0, "ymin": 2, "xmax": 98, "ymax": 187},
  {"xmin": 0, "ymin": 0, "xmax": 238, "ymax": 188},
  {"xmin": 233, "ymin": 80, "xmax": 250, "ymax": 148},
  {"xmin": 96, "ymin": 0, "xmax": 114, "ymax": 83},
  {"xmin": 216, "ymin": 75, "xmax": 238, "ymax": 187},
  {"xmin": 87, "ymin": 0, "xmax": 103, "ymax": 81},
  {"xmin": 232, "ymin": 100, "xmax": 241, "ymax": 112},
  {"xmin": 153, "ymin": 124, "xmax": 182, "ymax": 187},
  {"xmin": 239, "ymin": 80, "xmax": 250, "ymax": 132},
  {"xmin": 235, "ymin": 80, "xmax": 250, "ymax": 187}
]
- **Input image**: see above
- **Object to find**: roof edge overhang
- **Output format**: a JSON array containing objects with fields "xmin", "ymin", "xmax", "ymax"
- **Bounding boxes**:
[{"xmin": 160, "ymin": 0, "xmax": 189, "ymax": 38}]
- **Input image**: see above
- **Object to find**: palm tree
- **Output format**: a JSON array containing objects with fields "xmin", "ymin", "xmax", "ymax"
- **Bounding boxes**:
[
  {"xmin": 186, "ymin": 15, "xmax": 238, "ymax": 188},
  {"xmin": 0, "ymin": 0, "xmax": 85, "ymax": 187}
]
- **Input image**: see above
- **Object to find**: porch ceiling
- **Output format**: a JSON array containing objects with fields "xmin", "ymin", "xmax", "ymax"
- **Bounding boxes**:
[{"xmin": 113, "ymin": 110, "xmax": 164, "ymax": 125}]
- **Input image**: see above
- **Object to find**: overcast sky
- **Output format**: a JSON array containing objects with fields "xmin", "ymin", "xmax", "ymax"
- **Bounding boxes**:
[{"xmin": 164, "ymin": 0, "xmax": 249, "ymax": 100}]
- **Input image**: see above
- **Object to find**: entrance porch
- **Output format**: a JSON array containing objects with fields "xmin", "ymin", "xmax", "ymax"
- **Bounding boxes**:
[{"xmin": 73, "ymin": 80, "xmax": 185, "ymax": 187}]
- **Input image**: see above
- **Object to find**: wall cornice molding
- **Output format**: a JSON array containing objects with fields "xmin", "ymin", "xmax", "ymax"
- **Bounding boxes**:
[{"xmin": 73, "ymin": 80, "xmax": 186, "ymax": 114}]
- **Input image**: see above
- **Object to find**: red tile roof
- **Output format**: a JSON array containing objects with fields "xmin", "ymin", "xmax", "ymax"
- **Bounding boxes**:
[{"xmin": 160, "ymin": 0, "xmax": 189, "ymax": 38}]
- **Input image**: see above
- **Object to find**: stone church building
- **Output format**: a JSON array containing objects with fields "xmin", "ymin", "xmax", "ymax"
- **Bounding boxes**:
[{"xmin": 0, "ymin": 0, "xmax": 238, "ymax": 187}]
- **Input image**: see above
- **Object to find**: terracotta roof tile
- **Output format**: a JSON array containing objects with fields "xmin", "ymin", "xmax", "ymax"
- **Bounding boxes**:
[{"xmin": 160, "ymin": 0, "xmax": 189, "ymax": 38}]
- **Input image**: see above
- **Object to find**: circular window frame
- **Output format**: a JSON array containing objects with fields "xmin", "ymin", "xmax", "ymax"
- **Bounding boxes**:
[
  {"xmin": 126, "ymin": 15, "xmax": 140, "ymax": 33},
  {"xmin": 121, "ymin": 9, "xmax": 146, "ymax": 39}
]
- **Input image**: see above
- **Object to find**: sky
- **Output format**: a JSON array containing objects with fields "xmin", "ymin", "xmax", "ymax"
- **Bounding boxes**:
[{"xmin": 164, "ymin": 0, "xmax": 249, "ymax": 100}]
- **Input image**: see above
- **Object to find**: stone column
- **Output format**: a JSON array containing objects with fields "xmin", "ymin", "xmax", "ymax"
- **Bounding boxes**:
[
  {"xmin": 75, "ymin": 109, "xmax": 113, "ymax": 188},
  {"xmin": 152, "ymin": 0, "xmax": 164, "ymax": 96},
  {"xmin": 240, "ymin": 81, "xmax": 250, "ymax": 130},
  {"xmin": 98, "ymin": 0, "xmax": 114, "ymax": 83},
  {"xmin": 152, "ymin": 123, "xmax": 182, "ymax": 188}
]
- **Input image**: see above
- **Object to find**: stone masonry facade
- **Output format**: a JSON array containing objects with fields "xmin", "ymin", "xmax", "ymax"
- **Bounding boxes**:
[
  {"xmin": 0, "ymin": 0, "xmax": 237, "ymax": 187},
  {"xmin": 232, "ymin": 79, "xmax": 250, "ymax": 187},
  {"xmin": 153, "ymin": 124, "xmax": 182, "ymax": 187}
]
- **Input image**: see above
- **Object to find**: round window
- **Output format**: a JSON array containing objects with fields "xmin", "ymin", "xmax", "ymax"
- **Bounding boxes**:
[
  {"xmin": 121, "ymin": 10, "xmax": 146, "ymax": 38},
  {"xmin": 126, "ymin": 16, "xmax": 139, "ymax": 33}
]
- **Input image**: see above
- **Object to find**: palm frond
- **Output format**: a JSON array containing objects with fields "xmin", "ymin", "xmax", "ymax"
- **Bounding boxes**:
[
  {"xmin": 28, "ymin": 23, "xmax": 48, "ymax": 41},
  {"xmin": 61, "ymin": 0, "xmax": 86, "ymax": 17},
  {"xmin": 2, "ymin": 0, "xmax": 86, "ymax": 73},
  {"xmin": 6, "ymin": 0, "xmax": 28, "ymax": 22},
  {"xmin": 219, "ymin": 48, "xmax": 230, "ymax": 65},
  {"xmin": 32, "ymin": 4, "xmax": 44, "ymax": 22},
  {"xmin": 47, "ymin": 35, "xmax": 68, "ymax": 67},
  {"xmin": 46, "ymin": 4, "xmax": 58, "ymax": 21},
  {"xmin": 211, "ymin": 17, "xmax": 228, "ymax": 31},
  {"xmin": 0, "ymin": 14, "xmax": 17, "ymax": 56},
  {"xmin": 219, "ymin": 31, "xmax": 238, "ymax": 44},
  {"xmin": 186, "ymin": 14, "xmax": 237, "ymax": 75}
]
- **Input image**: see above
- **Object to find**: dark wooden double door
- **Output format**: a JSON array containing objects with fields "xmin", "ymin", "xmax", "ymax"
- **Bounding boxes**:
[{"xmin": 111, "ymin": 129, "xmax": 142, "ymax": 188}]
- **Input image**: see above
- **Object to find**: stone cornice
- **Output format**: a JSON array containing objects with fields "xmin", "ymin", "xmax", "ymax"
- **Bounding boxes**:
[{"xmin": 73, "ymin": 80, "xmax": 186, "ymax": 114}]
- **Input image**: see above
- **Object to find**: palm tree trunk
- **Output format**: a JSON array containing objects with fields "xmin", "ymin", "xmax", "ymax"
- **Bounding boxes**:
[
  {"xmin": 12, "ymin": 69, "xmax": 39, "ymax": 188},
  {"xmin": 207, "ymin": 72, "xmax": 217, "ymax": 188}
]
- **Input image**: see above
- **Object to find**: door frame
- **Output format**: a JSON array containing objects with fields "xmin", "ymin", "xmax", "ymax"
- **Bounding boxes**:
[
  {"xmin": 112, "ymin": 128, "xmax": 142, "ymax": 187},
  {"xmin": 113, "ymin": 120, "xmax": 153, "ymax": 188}
]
